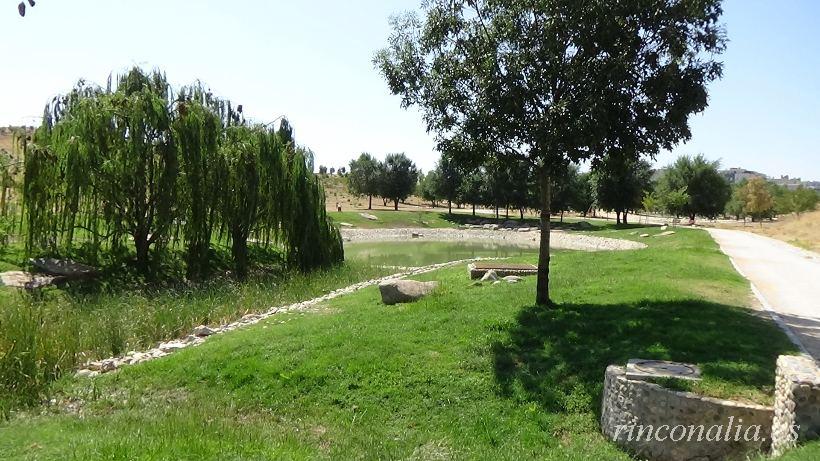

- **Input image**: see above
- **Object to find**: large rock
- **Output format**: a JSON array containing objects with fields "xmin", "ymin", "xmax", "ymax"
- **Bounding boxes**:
[
  {"xmin": 359, "ymin": 213, "xmax": 379, "ymax": 221},
  {"xmin": 30, "ymin": 258, "xmax": 98, "ymax": 278},
  {"xmin": 378, "ymin": 280, "xmax": 439, "ymax": 305},
  {"xmin": 480, "ymin": 270, "xmax": 499, "ymax": 282}
]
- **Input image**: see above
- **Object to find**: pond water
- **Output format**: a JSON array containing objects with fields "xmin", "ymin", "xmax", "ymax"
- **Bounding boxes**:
[{"xmin": 344, "ymin": 240, "xmax": 538, "ymax": 267}]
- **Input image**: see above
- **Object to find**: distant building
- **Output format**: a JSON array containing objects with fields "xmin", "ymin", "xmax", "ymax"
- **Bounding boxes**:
[
  {"xmin": 804, "ymin": 181, "xmax": 820, "ymax": 192},
  {"xmin": 770, "ymin": 175, "xmax": 804, "ymax": 191},
  {"xmin": 720, "ymin": 167, "xmax": 765, "ymax": 184}
]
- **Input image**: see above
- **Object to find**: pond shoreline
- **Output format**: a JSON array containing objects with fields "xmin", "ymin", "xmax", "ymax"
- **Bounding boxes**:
[{"xmin": 341, "ymin": 227, "xmax": 646, "ymax": 252}]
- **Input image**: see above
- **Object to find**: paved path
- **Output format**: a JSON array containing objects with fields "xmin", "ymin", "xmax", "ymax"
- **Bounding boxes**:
[{"xmin": 706, "ymin": 228, "xmax": 820, "ymax": 360}]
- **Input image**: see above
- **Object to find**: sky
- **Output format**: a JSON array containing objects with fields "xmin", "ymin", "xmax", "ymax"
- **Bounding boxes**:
[{"xmin": 1, "ymin": 0, "xmax": 818, "ymax": 180}]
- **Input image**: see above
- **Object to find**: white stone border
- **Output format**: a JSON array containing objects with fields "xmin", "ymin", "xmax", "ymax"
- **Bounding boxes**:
[{"xmin": 76, "ymin": 257, "xmax": 502, "ymax": 378}]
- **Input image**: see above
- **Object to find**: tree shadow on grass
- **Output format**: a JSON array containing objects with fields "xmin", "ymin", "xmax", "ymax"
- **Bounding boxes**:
[
  {"xmin": 492, "ymin": 300, "xmax": 799, "ymax": 415},
  {"xmin": 437, "ymin": 212, "xmax": 645, "ymax": 232}
]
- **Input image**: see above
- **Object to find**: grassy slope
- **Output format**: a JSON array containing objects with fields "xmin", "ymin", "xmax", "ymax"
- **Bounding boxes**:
[
  {"xmin": 0, "ymin": 225, "xmax": 799, "ymax": 460},
  {"xmin": 0, "ymin": 260, "xmax": 393, "ymax": 412},
  {"xmin": 744, "ymin": 209, "xmax": 820, "ymax": 252},
  {"xmin": 328, "ymin": 209, "xmax": 547, "ymax": 229}
]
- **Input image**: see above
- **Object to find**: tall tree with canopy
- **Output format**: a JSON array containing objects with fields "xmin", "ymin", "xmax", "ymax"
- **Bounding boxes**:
[
  {"xmin": 594, "ymin": 156, "xmax": 653, "ymax": 224},
  {"xmin": 417, "ymin": 167, "xmax": 442, "ymax": 207},
  {"xmin": 656, "ymin": 154, "xmax": 730, "ymax": 222},
  {"xmin": 347, "ymin": 153, "xmax": 381, "ymax": 209},
  {"xmin": 379, "ymin": 153, "xmax": 419, "ymax": 210},
  {"xmin": 29, "ymin": 69, "xmax": 179, "ymax": 270},
  {"xmin": 376, "ymin": 0, "xmax": 725, "ymax": 304},
  {"xmin": 437, "ymin": 155, "xmax": 464, "ymax": 214}
]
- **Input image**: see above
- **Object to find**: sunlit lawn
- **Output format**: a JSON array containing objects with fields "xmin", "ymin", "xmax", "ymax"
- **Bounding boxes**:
[{"xmin": 0, "ymin": 225, "xmax": 798, "ymax": 460}]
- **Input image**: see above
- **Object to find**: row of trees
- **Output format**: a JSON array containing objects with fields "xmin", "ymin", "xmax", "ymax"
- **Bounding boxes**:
[
  {"xmin": 417, "ymin": 157, "xmax": 595, "ymax": 220},
  {"xmin": 347, "ymin": 153, "xmax": 419, "ymax": 210},
  {"xmin": 317, "ymin": 165, "xmax": 347, "ymax": 176},
  {"xmin": 416, "ymin": 150, "xmax": 817, "ymax": 226},
  {"xmin": 415, "ymin": 153, "xmax": 733, "ymax": 226},
  {"xmin": 726, "ymin": 179, "xmax": 818, "ymax": 222},
  {"xmin": 21, "ymin": 68, "xmax": 343, "ymax": 278}
]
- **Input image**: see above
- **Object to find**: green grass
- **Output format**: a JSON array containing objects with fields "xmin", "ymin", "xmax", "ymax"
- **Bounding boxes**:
[
  {"xmin": 328, "ymin": 209, "xmax": 469, "ymax": 228},
  {"xmin": 0, "ymin": 260, "xmax": 393, "ymax": 414},
  {"xmin": 765, "ymin": 442, "xmax": 820, "ymax": 460},
  {"xmin": 0, "ymin": 225, "xmax": 799, "ymax": 460},
  {"xmin": 327, "ymin": 209, "xmax": 588, "ymax": 229}
]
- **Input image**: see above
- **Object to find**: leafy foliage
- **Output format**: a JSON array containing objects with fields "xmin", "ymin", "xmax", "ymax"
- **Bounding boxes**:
[
  {"xmin": 347, "ymin": 153, "xmax": 381, "ymax": 209},
  {"xmin": 656, "ymin": 155, "xmax": 730, "ymax": 220},
  {"xmin": 593, "ymin": 157, "xmax": 653, "ymax": 224},
  {"xmin": 21, "ymin": 68, "xmax": 342, "ymax": 278},
  {"xmin": 378, "ymin": 153, "xmax": 419, "ymax": 210},
  {"xmin": 742, "ymin": 177, "xmax": 775, "ymax": 222},
  {"xmin": 375, "ymin": 0, "xmax": 726, "ymax": 304}
]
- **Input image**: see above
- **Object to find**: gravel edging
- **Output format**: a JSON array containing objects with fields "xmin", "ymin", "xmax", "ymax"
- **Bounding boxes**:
[
  {"xmin": 74, "ymin": 257, "xmax": 503, "ymax": 379},
  {"xmin": 341, "ymin": 228, "xmax": 646, "ymax": 252}
]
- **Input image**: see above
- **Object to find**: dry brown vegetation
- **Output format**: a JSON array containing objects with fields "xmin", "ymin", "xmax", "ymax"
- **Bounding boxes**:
[
  {"xmin": 722, "ymin": 209, "xmax": 820, "ymax": 252},
  {"xmin": 320, "ymin": 174, "xmax": 427, "ymax": 212}
]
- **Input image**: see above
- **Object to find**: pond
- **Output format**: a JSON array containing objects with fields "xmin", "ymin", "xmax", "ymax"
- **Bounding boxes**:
[{"xmin": 344, "ymin": 240, "xmax": 538, "ymax": 267}]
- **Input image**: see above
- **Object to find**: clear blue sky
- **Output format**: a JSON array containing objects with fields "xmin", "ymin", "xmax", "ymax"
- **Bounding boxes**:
[{"xmin": 1, "ymin": 0, "xmax": 818, "ymax": 180}]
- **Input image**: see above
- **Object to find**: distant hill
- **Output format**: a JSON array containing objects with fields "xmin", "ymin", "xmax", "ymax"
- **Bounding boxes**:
[{"xmin": 318, "ymin": 174, "xmax": 427, "ymax": 212}]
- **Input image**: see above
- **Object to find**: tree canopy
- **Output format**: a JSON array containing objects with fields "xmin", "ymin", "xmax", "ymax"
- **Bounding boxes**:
[
  {"xmin": 593, "ymin": 157, "xmax": 653, "ymax": 224},
  {"xmin": 656, "ymin": 155, "xmax": 730, "ymax": 221},
  {"xmin": 376, "ymin": 0, "xmax": 725, "ymax": 304},
  {"xmin": 348, "ymin": 153, "xmax": 382, "ymax": 209},
  {"xmin": 22, "ymin": 68, "xmax": 343, "ymax": 278},
  {"xmin": 379, "ymin": 153, "xmax": 419, "ymax": 210}
]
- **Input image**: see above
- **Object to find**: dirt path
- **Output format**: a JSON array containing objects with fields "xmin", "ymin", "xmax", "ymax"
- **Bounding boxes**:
[{"xmin": 706, "ymin": 228, "xmax": 820, "ymax": 360}]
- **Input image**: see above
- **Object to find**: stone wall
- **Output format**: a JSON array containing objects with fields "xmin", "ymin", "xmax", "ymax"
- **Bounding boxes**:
[
  {"xmin": 601, "ymin": 365, "xmax": 773, "ymax": 461},
  {"xmin": 771, "ymin": 355, "xmax": 820, "ymax": 456}
]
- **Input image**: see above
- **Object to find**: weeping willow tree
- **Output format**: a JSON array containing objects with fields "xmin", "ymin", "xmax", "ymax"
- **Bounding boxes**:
[
  {"xmin": 25, "ymin": 69, "xmax": 178, "ymax": 270},
  {"xmin": 282, "ymin": 146, "xmax": 344, "ymax": 271},
  {"xmin": 22, "ymin": 67, "xmax": 343, "ymax": 277},
  {"xmin": 174, "ymin": 85, "xmax": 235, "ymax": 280}
]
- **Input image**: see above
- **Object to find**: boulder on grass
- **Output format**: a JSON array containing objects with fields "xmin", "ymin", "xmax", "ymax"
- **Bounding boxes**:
[
  {"xmin": 379, "ymin": 280, "xmax": 439, "ymax": 305},
  {"xmin": 480, "ymin": 270, "xmax": 499, "ymax": 282}
]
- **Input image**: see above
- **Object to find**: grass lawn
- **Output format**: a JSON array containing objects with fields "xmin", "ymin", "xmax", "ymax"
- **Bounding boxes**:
[
  {"xmin": 327, "ymin": 209, "xmax": 583, "ymax": 229},
  {"xmin": 329, "ymin": 209, "xmax": 470, "ymax": 228},
  {"xmin": 763, "ymin": 442, "xmax": 820, "ymax": 460},
  {"xmin": 0, "ymin": 258, "xmax": 393, "ymax": 414},
  {"xmin": 0, "ymin": 225, "xmax": 800, "ymax": 460}
]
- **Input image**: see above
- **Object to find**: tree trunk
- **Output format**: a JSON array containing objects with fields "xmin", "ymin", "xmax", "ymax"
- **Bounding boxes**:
[
  {"xmin": 472, "ymin": 203, "xmax": 476, "ymax": 216},
  {"xmin": 231, "ymin": 231, "xmax": 248, "ymax": 279},
  {"xmin": 560, "ymin": 210, "xmax": 564, "ymax": 223},
  {"xmin": 368, "ymin": 195, "xmax": 372, "ymax": 210},
  {"xmin": 536, "ymin": 169, "xmax": 552, "ymax": 306},
  {"xmin": 448, "ymin": 200, "xmax": 452, "ymax": 215},
  {"xmin": 0, "ymin": 186, "xmax": 6, "ymax": 216},
  {"xmin": 394, "ymin": 199, "xmax": 399, "ymax": 211},
  {"xmin": 520, "ymin": 207, "xmax": 524, "ymax": 220},
  {"xmin": 623, "ymin": 211, "xmax": 628, "ymax": 225},
  {"xmin": 616, "ymin": 211, "xmax": 621, "ymax": 225},
  {"xmin": 134, "ymin": 232, "xmax": 151, "ymax": 273}
]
